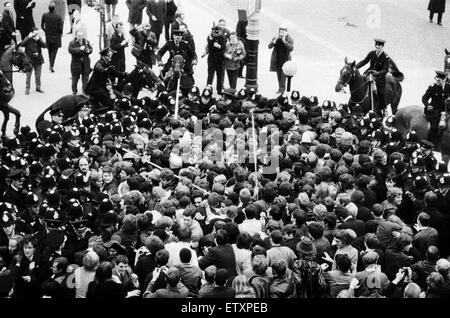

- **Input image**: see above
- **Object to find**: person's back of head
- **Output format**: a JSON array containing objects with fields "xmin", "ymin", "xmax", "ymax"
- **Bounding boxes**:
[
  {"xmin": 251, "ymin": 254, "xmax": 268, "ymax": 276},
  {"xmin": 371, "ymin": 203, "xmax": 383, "ymax": 218},
  {"xmin": 362, "ymin": 250, "xmax": 379, "ymax": 267},
  {"xmin": 83, "ymin": 251, "xmax": 100, "ymax": 271},
  {"xmin": 418, "ymin": 212, "xmax": 431, "ymax": 227},
  {"xmin": 424, "ymin": 191, "xmax": 438, "ymax": 208},
  {"xmin": 403, "ymin": 282, "xmax": 423, "ymax": 298},
  {"xmin": 324, "ymin": 212, "xmax": 337, "ymax": 229},
  {"xmin": 271, "ymin": 259, "xmax": 287, "ymax": 278},
  {"xmin": 244, "ymin": 204, "xmax": 258, "ymax": 220},
  {"xmin": 308, "ymin": 222, "xmax": 324, "ymax": 240},
  {"xmin": 215, "ymin": 268, "xmax": 228, "ymax": 286},
  {"xmin": 179, "ymin": 247, "xmax": 192, "ymax": 264},
  {"xmin": 95, "ymin": 261, "xmax": 113, "ymax": 283},
  {"xmin": 436, "ymin": 258, "xmax": 450, "ymax": 278},
  {"xmin": 215, "ymin": 229, "xmax": 229, "ymax": 246},
  {"xmin": 335, "ymin": 254, "xmax": 351, "ymax": 273},
  {"xmin": 155, "ymin": 249, "xmax": 170, "ymax": 267},
  {"xmin": 270, "ymin": 229, "xmax": 283, "ymax": 245},
  {"xmin": 204, "ymin": 265, "xmax": 217, "ymax": 283},
  {"xmin": 166, "ymin": 267, "xmax": 181, "ymax": 287},
  {"xmin": 426, "ymin": 246, "xmax": 440, "ymax": 262}
]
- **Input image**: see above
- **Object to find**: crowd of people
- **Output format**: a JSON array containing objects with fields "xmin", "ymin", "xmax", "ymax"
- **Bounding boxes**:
[{"xmin": 0, "ymin": 0, "xmax": 450, "ymax": 300}]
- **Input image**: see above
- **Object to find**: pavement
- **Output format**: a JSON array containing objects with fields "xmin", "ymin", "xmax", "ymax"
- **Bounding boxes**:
[{"xmin": 1, "ymin": 0, "xmax": 449, "ymax": 135}]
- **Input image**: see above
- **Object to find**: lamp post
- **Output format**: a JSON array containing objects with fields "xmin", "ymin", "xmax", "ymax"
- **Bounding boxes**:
[
  {"xmin": 282, "ymin": 60, "xmax": 298, "ymax": 93},
  {"xmin": 244, "ymin": 0, "xmax": 261, "ymax": 90}
]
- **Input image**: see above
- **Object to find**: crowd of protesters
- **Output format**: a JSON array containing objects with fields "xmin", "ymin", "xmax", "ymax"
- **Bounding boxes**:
[
  {"xmin": 1, "ymin": 1, "xmax": 450, "ymax": 300},
  {"xmin": 1, "ymin": 82, "xmax": 450, "ymax": 298}
]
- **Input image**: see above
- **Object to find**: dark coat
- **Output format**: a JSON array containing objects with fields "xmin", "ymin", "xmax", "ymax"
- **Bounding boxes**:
[
  {"xmin": 413, "ymin": 227, "xmax": 438, "ymax": 259},
  {"xmin": 338, "ymin": 217, "xmax": 366, "ymax": 237},
  {"xmin": 268, "ymin": 34, "xmax": 294, "ymax": 72},
  {"xmin": 422, "ymin": 82, "xmax": 450, "ymax": 119},
  {"xmin": 126, "ymin": 0, "xmax": 147, "ymax": 25},
  {"xmin": 384, "ymin": 249, "xmax": 411, "ymax": 281},
  {"xmin": 110, "ymin": 31, "xmax": 127, "ymax": 72},
  {"xmin": 21, "ymin": 34, "xmax": 47, "ymax": 66},
  {"xmin": 129, "ymin": 28, "xmax": 158, "ymax": 66},
  {"xmin": 428, "ymin": 0, "xmax": 446, "ymax": 13},
  {"xmin": 68, "ymin": 38, "xmax": 92, "ymax": 76},
  {"xmin": 1, "ymin": 10, "xmax": 15, "ymax": 43},
  {"xmin": 157, "ymin": 39, "xmax": 197, "ymax": 75},
  {"xmin": 203, "ymin": 286, "xmax": 236, "ymax": 298},
  {"xmin": 41, "ymin": 11, "xmax": 63, "ymax": 47},
  {"xmin": 356, "ymin": 50, "xmax": 390, "ymax": 84},
  {"xmin": 14, "ymin": 0, "xmax": 36, "ymax": 39},
  {"xmin": 146, "ymin": 0, "xmax": 167, "ymax": 35},
  {"xmin": 198, "ymin": 244, "xmax": 238, "ymax": 286},
  {"xmin": 86, "ymin": 280, "xmax": 127, "ymax": 299},
  {"xmin": 54, "ymin": 0, "xmax": 67, "ymax": 25},
  {"xmin": 84, "ymin": 57, "xmax": 113, "ymax": 98}
]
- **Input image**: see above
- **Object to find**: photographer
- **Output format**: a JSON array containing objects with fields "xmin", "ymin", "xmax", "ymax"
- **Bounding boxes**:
[
  {"xmin": 68, "ymin": 30, "xmax": 93, "ymax": 95},
  {"xmin": 20, "ymin": 27, "xmax": 46, "ymax": 95},
  {"xmin": 129, "ymin": 23, "xmax": 158, "ymax": 66},
  {"xmin": 224, "ymin": 31, "xmax": 246, "ymax": 89},
  {"xmin": 203, "ymin": 26, "xmax": 226, "ymax": 94},
  {"xmin": 268, "ymin": 25, "xmax": 294, "ymax": 94}
]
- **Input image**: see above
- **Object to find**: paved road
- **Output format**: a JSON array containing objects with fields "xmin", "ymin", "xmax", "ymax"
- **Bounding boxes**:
[{"xmin": 1, "ymin": 0, "xmax": 448, "ymax": 134}]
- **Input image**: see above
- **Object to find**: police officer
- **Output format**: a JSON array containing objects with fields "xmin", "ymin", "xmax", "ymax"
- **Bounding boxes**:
[
  {"xmin": 157, "ymin": 29, "xmax": 198, "ymax": 77},
  {"xmin": 85, "ymin": 46, "xmax": 124, "ymax": 108},
  {"xmin": 422, "ymin": 70, "xmax": 450, "ymax": 142},
  {"xmin": 356, "ymin": 39, "xmax": 390, "ymax": 116}
]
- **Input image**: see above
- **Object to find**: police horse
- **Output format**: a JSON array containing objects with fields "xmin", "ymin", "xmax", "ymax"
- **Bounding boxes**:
[
  {"xmin": 35, "ymin": 62, "xmax": 164, "ymax": 132},
  {"xmin": 335, "ymin": 57, "xmax": 404, "ymax": 115},
  {"xmin": 0, "ymin": 44, "xmax": 32, "ymax": 135},
  {"xmin": 394, "ymin": 50, "xmax": 450, "ymax": 162}
]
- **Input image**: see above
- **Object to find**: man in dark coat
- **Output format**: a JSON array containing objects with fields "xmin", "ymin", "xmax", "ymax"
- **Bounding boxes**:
[
  {"xmin": 422, "ymin": 70, "xmax": 450, "ymax": 142},
  {"xmin": 109, "ymin": 22, "xmax": 128, "ymax": 73},
  {"xmin": 14, "ymin": 0, "xmax": 36, "ymax": 40},
  {"xmin": 268, "ymin": 25, "xmax": 294, "ymax": 94},
  {"xmin": 203, "ymin": 26, "xmax": 226, "ymax": 94},
  {"xmin": 355, "ymin": 39, "xmax": 390, "ymax": 116},
  {"xmin": 203, "ymin": 268, "xmax": 235, "ymax": 298},
  {"xmin": 164, "ymin": 0, "xmax": 178, "ymax": 41},
  {"xmin": 157, "ymin": 30, "xmax": 197, "ymax": 76},
  {"xmin": 2, "ymin": 1, "xmax": 17, "ymax": 45},
  {"xmin": 41, "ymin": 2, "xmax": 64, "ymax": 73},
  {"xmin": 20, "ymin": 27, "xmax": 46, "ymax": 95},
  {"xmin": 126, "ymin": 0, "xmax": 147, "ymax": 29},
  {"xmin": 68, "ymin": 29, "xmax": 93, "ymax": 95},
  {"xmin": 198, "ymin": 230, "xmax": 237, "ymax": 287},
  {"xmin": 428, "ymin": 0, "xmax": 446, "ymax": 25},
  {"xmin": 85, "ymin": 46, "xmax": 124, "ymax": 108},
  {"xmin": 146, "ymin": 0, "xmax": 167, "ymax": 46}
]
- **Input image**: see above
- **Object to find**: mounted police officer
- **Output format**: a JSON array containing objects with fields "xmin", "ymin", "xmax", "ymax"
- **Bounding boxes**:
[
  {"xmin": 355, "ymin": 39, "xmax": 390, "ymax": 116},
  {"xmin": 157, "ymin": 29, "xmax": 197, "ymax": 78},
  {"xmin": 422, "ymin": 70, "xmax": 450, "ymax": 143},
  {"xmin": 85, "ymin": 46, "xmax": 124, "ymax": 109}
]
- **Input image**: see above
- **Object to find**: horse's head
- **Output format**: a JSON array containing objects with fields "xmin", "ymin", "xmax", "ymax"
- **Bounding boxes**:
[
  {"xmin": 335, "ymin": 57, "xmax": 356, "ymax": 92},
  {"xmin": 172, "ymin": 54, "xmax": 185, "ymax": 75},
  {"xmin": 136, "ymin": 62, "xmax": 164, "ymax": 91},
  {"xmin": 445, "ymin": 49, "xmax": 450, "ymax": 74},
  {"xmin": 11, "ymin": 47, "xmax": 32, "ymax": 73}
]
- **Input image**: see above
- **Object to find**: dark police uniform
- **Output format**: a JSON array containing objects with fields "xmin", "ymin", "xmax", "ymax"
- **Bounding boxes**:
[
  {"xmin": 356, "ymin": 39, "xmax": 390, "ymax": 115},
  {"xmin": 157, "ymin": 37, "xmax": 197, "ymax": 76},
  {"xmin": 422, "ymin": 71, "xmax": 450, "ymax": 141}
]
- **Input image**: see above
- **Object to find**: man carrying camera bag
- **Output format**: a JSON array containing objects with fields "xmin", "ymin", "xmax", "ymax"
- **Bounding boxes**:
[{"xmin": 268, "ymin": 25, "xmax": 294, "ymax": 95}]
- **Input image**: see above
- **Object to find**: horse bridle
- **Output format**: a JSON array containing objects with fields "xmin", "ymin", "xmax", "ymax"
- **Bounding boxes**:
[
  {"xmin": 339, "ymin": 64, "xmax": 372, "ymax": 104},
  {"xmin": 4, "ymin": 50, "xmax": 30, "ymax": 73},
  {"xmin": 338, "ymin": 64, "xmax": 355, "ymax": 87}
]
